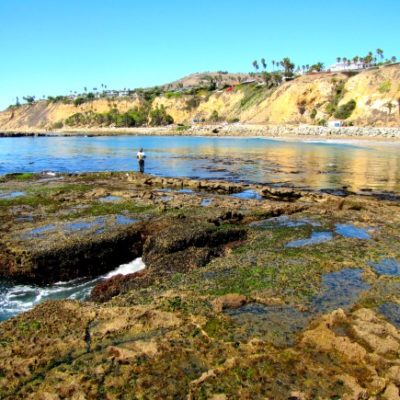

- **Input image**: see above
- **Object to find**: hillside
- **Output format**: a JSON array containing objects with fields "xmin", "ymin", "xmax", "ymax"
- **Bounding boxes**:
[{"xmin": 0, "ymin": 64, "xmax": 399, "ymax": 131}]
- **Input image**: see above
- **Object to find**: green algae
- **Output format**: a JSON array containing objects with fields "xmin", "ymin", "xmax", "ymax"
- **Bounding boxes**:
[
  {"xmin": 0, "ymin": 193, "xmax": 57, "ymax": 208},
  {"xmin": 2, "ymin": 172, "xmax": 36, "ymax": 182},
  {"xmin": 203, "ymin": 317, "xmax": 235, "ymax": 341},
  {"xmin": 12, "ymin": 173, "xmax": 35, "ymax": 181},
  {"xmin": 66, "ymin": 201, "xmax": 155, "ymax": 219},
  {"xmin": 17, "ymin": 320, "xmax": 41, "ymax": 333}
]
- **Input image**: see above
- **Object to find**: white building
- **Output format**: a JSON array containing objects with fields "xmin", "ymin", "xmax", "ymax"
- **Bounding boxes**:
[{"xmin": 329, "ymin": 62, "xmax": 364, "ymax": 72}]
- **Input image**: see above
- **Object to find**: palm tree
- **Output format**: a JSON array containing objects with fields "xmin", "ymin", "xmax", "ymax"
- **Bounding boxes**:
[
  {"xmin": 376, "ymin": 48, "xmax": 384, "ymax": 60},
  {"xmin": 280, "ymin": 57, "xmax": 295, "ymax": 76},
  {"xmin": 391, "ymin": 56, "xmax": 397, "ymax": 63},
  {"xmin": 261, "ymin": 58, "xmax": 267, "ymax": 70},
  {"xmin": 336, "ymin": 57, "xmax": 341, "ymax": 63},
  {"xmin": 364, "ymin": 53, "xmax": 373, "ymax": 67},
  {"xmin": 309, "ymin": 62, "xmax": 324, "ymax": 72},
  {"xmin": 252, "ymin": 60, "xmax": 259, "ymax": 71},
  {"xmin": 272, "ymin": 60, "xmax": 275, "ymax": 70}
]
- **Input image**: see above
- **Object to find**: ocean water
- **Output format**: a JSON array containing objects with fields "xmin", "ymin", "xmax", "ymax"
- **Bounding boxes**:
[
  {"xmin": 1, "ymin": 135, "xmax": 400, "ymax": 192},
  {"xmin": 0, "ymin": 258, "xmax": 145, "ymax": 321}
]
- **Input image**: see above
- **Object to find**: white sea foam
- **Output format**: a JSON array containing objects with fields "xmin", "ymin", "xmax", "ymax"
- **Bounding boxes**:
[
  {"xmin": 0, "ymin": 257, "xmax": 145, "ymax": 321},
  {"xmin": 104, "ymin": 257, "xmax": 145, "ymax": 278}
]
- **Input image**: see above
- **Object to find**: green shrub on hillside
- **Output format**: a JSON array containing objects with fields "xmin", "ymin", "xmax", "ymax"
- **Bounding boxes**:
[
  {"xmin": 65, "ymin": 113, "xmax": 86, "ymax": 126},
  {"xmin": 325, "ymin": 103, "xmax": 336, "ymax": 115},
  {"xmin": 310, "ymin": 108, "xmax": 317, "ymax": 119},
  {"xmin": 73, "ymin": 97, "xmax": 86, "ymax": 107},
  {"xmin": 238, "ymin": 84, "xmax": 270, "ymax": 110},
  {"xmin": 209, "ymin": 110, "xmax": 220, "ymax": 122},
  {"xmin": 64, "ymin": 103, "xmax": 157, "ymax": 127},
  {"xmin": 51, "ymin": 121, "xmax": 63, "ymax": 129},
  {"xmin": 137, "ymin": 87, "xmax": 162, "ymax": 102},
  {"xmin": 378, "ymin": 81, "xmax": 391, "ymax": 93},
  {"xmin": 325, "ymin": 80, "xmax": 346, "ymax": 116},
  {"xmin": 165, "ymin": 91, "xmax": 182, "ymax": 99},
  {"xmin": 176, "ymin": 125, "xmax": 191, "ymax": 132},
  {"xmin": 47, "ymin": 96, "xmax": 71, "ymax": 104},
  {"xmin": 72, "ymin": 93, "xmax": 96, "ymax": 107},
  {"xmin": 185, "ymin": 96, "xmax": 201, "ymax": 111},
  {"xmin": 334, "ymin": 99, "xmax": 356, "ymax": 119},
  {"xmin": 149, "ymin": 105, "xmax": 174, "ymax": 126}
]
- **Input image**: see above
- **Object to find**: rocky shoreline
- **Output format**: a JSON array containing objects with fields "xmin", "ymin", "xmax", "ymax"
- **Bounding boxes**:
[
  {"xmin": 0, "ymin": 171, "xmax": 400, "ymax": 398},
  {"xmin": 1, "ymin": 123, "xmax": 400, "ymax": 139}
]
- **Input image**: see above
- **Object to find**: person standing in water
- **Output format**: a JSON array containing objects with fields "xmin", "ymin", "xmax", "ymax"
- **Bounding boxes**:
[{"xmin": 137, "ymin": 148, "xmax": 146, "ymax": 173}]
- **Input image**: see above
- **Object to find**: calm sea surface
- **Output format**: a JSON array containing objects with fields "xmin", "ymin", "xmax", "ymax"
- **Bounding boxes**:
[{"xmin": 1, "ymin": 135, "xmax": 400, "ymax": 193}]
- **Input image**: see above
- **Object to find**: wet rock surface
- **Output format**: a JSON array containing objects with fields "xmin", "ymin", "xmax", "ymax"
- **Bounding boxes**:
[{"xmin": 0, "ymin": 172, "xmax": 400, "ymax": 399}]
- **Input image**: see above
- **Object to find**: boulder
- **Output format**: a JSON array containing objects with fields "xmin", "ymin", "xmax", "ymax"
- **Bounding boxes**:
[{"xmin": 212, "ymin": 294, "xmax": 247, "ymax": 312}]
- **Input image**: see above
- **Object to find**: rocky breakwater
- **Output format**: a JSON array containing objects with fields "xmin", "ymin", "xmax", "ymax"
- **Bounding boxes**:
[{"xmin": 186, "ymin": 123, "xmax": 400, "ymax": 138}]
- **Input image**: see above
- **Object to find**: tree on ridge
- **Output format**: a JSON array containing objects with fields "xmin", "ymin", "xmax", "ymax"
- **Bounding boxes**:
[
  {"xmin": 280, "ymin": 57, "xmax": 295, "ymax": 76},
  {"xmin": 376, "ymin": 48, "xmax": 384, "ymax": 60},
  {"xmin": 261, "ymin": 58, "xmax": 267, "ymax": 70}
]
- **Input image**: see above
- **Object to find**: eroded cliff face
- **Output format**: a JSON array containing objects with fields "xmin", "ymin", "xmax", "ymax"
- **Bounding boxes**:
[
  {"xmin": 1, "ymin": 64, "xmax": 399, "ymax": 131},
  {"xmin": 341, "ymin": 65, "xmax": 400, "ymax": 125}
]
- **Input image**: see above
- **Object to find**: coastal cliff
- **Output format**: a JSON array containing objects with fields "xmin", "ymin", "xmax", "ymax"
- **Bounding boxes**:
[{"xmin": 0, "ymin": 64, "xmax": 399, "ymax": 132}]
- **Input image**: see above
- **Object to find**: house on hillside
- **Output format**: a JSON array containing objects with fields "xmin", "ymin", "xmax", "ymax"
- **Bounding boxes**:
[
  {"xmin": 118, "ymin": 91, "xmax": 130, "ymax": 97},
  {"xmin": 330, "ymin": 62, "xmax": 364, "ymax": 72},
  {"xmin": 241, "ymin": 79, "xmax": 257, "ymax": 85}
]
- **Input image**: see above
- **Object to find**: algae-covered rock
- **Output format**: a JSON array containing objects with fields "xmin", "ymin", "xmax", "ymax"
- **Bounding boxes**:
[
  {"xmin": 1, "ymin": 171, "xmax": 400, "ymax": 399},
  {"xmin": 143, "ymin": 218, "xmax": 247, "ymax": 273}
]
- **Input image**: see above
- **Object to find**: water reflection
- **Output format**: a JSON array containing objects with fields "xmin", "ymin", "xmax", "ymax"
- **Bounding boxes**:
[{"xmin": 1, "ymin": 136, "xmax": 400, "ymax": 192}]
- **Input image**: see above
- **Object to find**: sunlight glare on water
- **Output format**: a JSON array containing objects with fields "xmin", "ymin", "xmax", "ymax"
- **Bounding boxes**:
[{"xmin": 1, "ymin": 136, "xmax": 400, "ymax": 192}]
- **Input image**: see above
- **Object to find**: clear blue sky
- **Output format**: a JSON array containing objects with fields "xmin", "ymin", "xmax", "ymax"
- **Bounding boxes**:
[{"xmin": 0, "ymin": 0, "xmax": 399, "ymax": 110}]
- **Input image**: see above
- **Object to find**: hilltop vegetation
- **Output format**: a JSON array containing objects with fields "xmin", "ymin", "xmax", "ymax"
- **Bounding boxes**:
[{"xmin": 0, "ymin": 63, "xmax": 399, "ymax": 131}]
